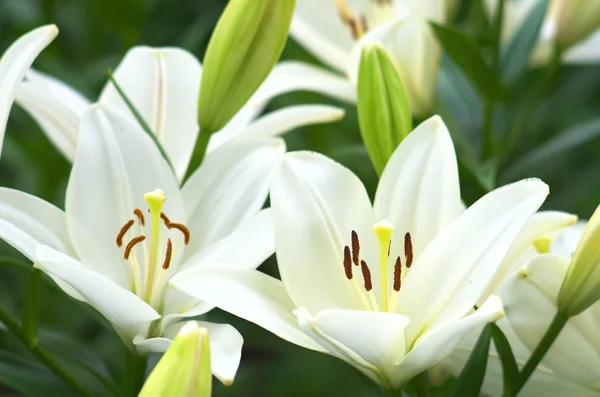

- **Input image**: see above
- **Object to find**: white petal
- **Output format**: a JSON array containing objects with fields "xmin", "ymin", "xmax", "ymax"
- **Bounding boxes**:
[
  {"xmin": 563, "ymin": 30, "xmax": 600, "ymax": 64},
  {"xmin": 182, "ymin": 138, "xmax": 284, "ymax": 257},
  {"xmin": 502, "ymin": 254, "xmax": 600, "ymax": 385},
  {"xmin": 206, "ymin": 105, "xmax": 265, "ymax": 153},
  {"xmin": 170, "ymin": 267, "xmax": 323, "ymax": 352},
  {"xmin": 0, "ymin": 25, "xmax": 58, "ymax": 156},
  {"xmin": 66, "ymin": 104, "xmax": 183, "ymax": 286},
  {"xmin": 16, "ymin": 69, "xmax": 90, "ymax": 161},
  {"xmin": 374, "ymin": 116, "xmax": 462, "ymax": 260},
  {"xmin": 249, "ymin": 61, "xmax": 356, "ymax": 105},
  {"xmin": 35, "ymin": 245, "xmax": 159, "ymax": 343},
  {"xmin": 392, "ymin": 295, "xmax": 504, "ymax": 389},
  {"xmin": 295, "ymin": 307, "xmax": 410, "ymax": 388},
  {"xmin": 398, "ymin": 179, "xmax": 549, "ymax": 342},
  {"xmin": 242, "ymin": 105, "xmax": 345, "ymax": 139},
  {"xmin": 271, "ymin": 151, "xmax": 378, "ymax": 313},
  {"xmin": 551, "ymin": 220, "xmax": 587, "ymax": 257},
  {"xmin": 99, "ymin": 46, "xmax": 201, "ymax": 181}
]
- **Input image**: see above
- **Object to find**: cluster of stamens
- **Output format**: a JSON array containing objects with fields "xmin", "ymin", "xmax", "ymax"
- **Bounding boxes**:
[{"xmin": 334, "ymin": 0, "xmax": 393, "ymax": 39}]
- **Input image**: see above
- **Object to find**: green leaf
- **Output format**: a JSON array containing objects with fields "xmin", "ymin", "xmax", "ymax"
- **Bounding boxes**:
[
  {"xmin": 21, "ymin": 268, "xmax": 43, "ymax": 346},
  {"xmin": 489, "ymin": 323, "xmax": 519, "ymax": 396},
  {"xmin": 499, "ymin": 0, "xmax": 549, "ymax": 83},
  {"xmin": 430, "ymin": 22, "xmax": 504, "ymax": 102},
  {"xmin": 449, "ymin": 325, "xmax": 491, "ymax": 397}
]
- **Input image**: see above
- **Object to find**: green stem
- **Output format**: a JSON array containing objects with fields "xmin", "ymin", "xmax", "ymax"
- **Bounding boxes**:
[
  {"xmin": 385, "ymin": 389, "xmax": 404, "ymax": 397},
  {"xmin": 412, "ymin": 371, "xmax": 430, "ymax": 397},
  {"xmin": 483, "ymin": 0, "xmax": 503, "ymax": 160},
  {"xmin": 0, "ymin": 305, "xmax": 92, "ymax": 397},
  {"xmin": 183, "ymin": 129, "xmax": 212, "ymax": 184},
  {"xmin": 513, "ymin": 311, "xmax": 568, "ymax": 395},
  {"xmin": 483, "ymin": 100, "xmax": 495, "ymax": 159},
  {"xmin": 124, "ymin": 352, "xmax": 147, "ymax": 397}
]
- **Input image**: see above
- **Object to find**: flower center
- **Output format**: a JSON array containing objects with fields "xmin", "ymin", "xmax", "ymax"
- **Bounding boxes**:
[
  {"xmin": 342, "ymin": 219, "xmax": 413, "ymax": 312},
  {"xmin": 334, "ymin": 0, "xmax": 395, "ymax": 39},
  {"xmin": 116, "ymin": 189, "xmax": 190, "ymax": 306}
]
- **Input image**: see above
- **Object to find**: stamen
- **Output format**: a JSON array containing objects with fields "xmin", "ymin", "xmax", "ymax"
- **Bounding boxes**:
[
  {"xmin": 335, "ymin": 0, "xmax": 366, "ymax": 39},
  {"xmin": 393, "ymin": 256, "xmax": 402, "ymax": 292},
  {"xmin": 162, "ymin": 238, "xmax": 173, "ymax": 270},
  {"xmin": 124, "ymin": 236, "xmax": 146, "ymax": 259},
  {"xmin": 169, "ymin": 223, "xmax": 190, "ymax": 245},
  {"xmin": 404, "ymin": 232, "xmax": 413, "ymax": 268},
  {"xmin": 351, "ymin": 230, "xmax": 360, "ymax": 266},
  {"xmin": 116, "ymin": 219, "xmax": 135, "ymax": 247},
  {"xmin": 343, "ymin": 246, "xmax": 353, "ymax": 280},
  {"xmin": 133, "ymin": 208, "xmax": 145, "ymax": 226},
  {"xmin": 160, "ymin": 212, "xmax": 171, "ymax": 226},
  {"xmin": 360, "ymin": 260, "xmax": 373, "ymax": 291}
]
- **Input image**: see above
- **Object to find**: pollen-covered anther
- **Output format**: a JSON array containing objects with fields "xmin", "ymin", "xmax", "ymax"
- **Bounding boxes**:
[
  {"xmin": 404, "ymin": 232, "xmax": 413, "ymax": 268},
  {"xmin": 360, "ymin": 260, "xmax": 373, "ymax": 291},
  {"xmin": 162, "ymin": 238, "xmax": 173, "ymax": 270},
  {"xmin": 335, "ymin": 0, "xmax": 367, "ymax": 38},
  {"xmin": 160, "ymin": 212, "xmax": 171, "ymax": 226},
  {"xmin": 343, "ymin": 246, "xmax": 353, "ymax": 280},
  {"xmin": 168, "ymin": 223, "xmax": 190, "ymax": 245},
  {"xmin": 393, "ymin": 256, "xmax": 402, "ymax": 292},
  {"xmin": 124, "ymin": 236, "xmax": 146, "ymax": 259},
  {"xmin": 133, "ymin": 208, "xmax": 145, "ymax": 226},
  {"xmin": 116, "ymin": 219, "xmax": 134, "ymax": 247},
  {"xmin": 351, "ymin": 230, "xmax": 360, "ymax": 266}
]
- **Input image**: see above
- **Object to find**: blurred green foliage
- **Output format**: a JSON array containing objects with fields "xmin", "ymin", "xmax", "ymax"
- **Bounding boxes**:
[{"xmin": 1, "ymin": 0, "xmax": 600, "ymax": 396}]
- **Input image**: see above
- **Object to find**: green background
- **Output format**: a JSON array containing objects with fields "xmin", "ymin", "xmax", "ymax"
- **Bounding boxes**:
[{"xmin": 1, "ymin": 0, "xmax": 600, "ymax": 395}]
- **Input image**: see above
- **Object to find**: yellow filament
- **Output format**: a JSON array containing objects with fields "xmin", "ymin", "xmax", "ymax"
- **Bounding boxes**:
[
  {"xmin": 373, "ymin": 220, "xmax": 394, "ymax": 312},
  {"xmin": 143, "ymin": 189, "xmax": 166, "ymax": 302}
]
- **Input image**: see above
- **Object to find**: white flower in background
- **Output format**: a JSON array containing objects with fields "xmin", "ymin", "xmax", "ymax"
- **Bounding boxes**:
[
  {"xmin": 0, "ymin": 104, "xmax": 284, "ymax": 384},
  {"xmin": 171, "ymin": 115, "xmax": 549, "ymax": 389},
  {"xmin": 0, "ymin": 25, "xmax": 57, "ymax": 156},
  {"xmin": 253, "ymin": 0, "xmax": 449, "ymax": 117},
  {"xmin": 485, "ymin": 0, "xmax": 600, "ymax": 65},
  {"xmin": 15, "ymin": 46, "xmax": 344, "ymax": 181}
]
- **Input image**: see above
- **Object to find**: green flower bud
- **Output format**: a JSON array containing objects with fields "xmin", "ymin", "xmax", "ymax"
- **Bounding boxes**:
[
  {"xmin": 557, "ymin": 205, "xmax": 600, "ymax": 317},
  {"xmin": 357, "ymin": 42, "xmax": 412, "ymax": 175},
  {"xmin": 197, "ymin": 0, "xmax": 296, "ymax": 133},
  {"xmin": 139, "ymin": 322, "xmax": 211, "ymax": 397}
]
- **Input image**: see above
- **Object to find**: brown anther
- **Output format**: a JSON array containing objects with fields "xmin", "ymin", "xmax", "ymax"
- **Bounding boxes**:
[
  {"xmin": 335, "ymin": 0, "xmax": 366, "ymax": 39},
  {"xmin": 116, "ymin": 219, "xmax": 135, "ymax": 247},
  {"xmin": 124, "ymin": 236, "xmax": 146, "ymax": 259},
  {"xmin": 404, "ymin": 232, "xmax": 413, "ymax": 268},
  {"xmin": 160, "ymin": 212, "xmax": 171, "ymax": 227},
  {"xmin": 387, "ymin": 241, "xmax": 391, "ymax": 258},
  {"xmin": 133, "ymin": 208, "xmax": 145, "ymax": 226},
  {"xmin": 162, "ymin": 238, "xmax": 173, "ymax": 270},
  {"xmin": 343, "ymin": 246, "xmax": 353, "ymax": 280},
  {"xmin": 360, "ymin": 260, "xmax": 373, "ymax": 291},
  {"xmin": 351, "ymin": 230, "xmax": 360, "ymax": 266},
  {"xmin": 393, "ymin": 256, "xmax": 402, "ymax": 292},
  {"xmin": 169, "ymin": 223, "xmax": 190, "ymax": 245}
]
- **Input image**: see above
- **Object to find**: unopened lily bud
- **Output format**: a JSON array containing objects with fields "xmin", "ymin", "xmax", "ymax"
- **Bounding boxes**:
[
  {"xmin": 550, "ymin": 0, "xmax": 600, "ymax": 49},
  {"xmin": 197, "ymin": 0, "xmax": 296, "ymax": 133},
  {"xmin": 557, "ymin": 205, "xmax": 600, "ymax": 316},
  {"xmin": 139, "ymin": 322, "xmax": 211, "ymax": 397},
  {"xmin": 357, "ymin": 42, "xmax": 412, "ymax": 175}
]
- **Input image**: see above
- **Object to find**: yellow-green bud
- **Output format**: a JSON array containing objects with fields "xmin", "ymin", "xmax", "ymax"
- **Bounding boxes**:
[
  {"xmin": 139, "ymin": 322, "xmax": 211, "ymax": 397},
  {"xmin": 197, "ymin": 0, "xmax": 296, "ymax": 133},
  {"xmin": 557, "ymin": 205, "xmax": 600, "ymax": 316},
  {"xmin": 357, "ymin": 42, "xmax": 412, "ymax": 175},
  {"xmin": 552, "ymin": 0, "xmax": 600, "ymax": 50}
]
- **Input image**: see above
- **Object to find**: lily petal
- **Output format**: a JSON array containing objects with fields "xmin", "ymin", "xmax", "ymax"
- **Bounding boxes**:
[
  {"xmin": 182, "ymin": 138, "xmax": 284, "ymax": 257},
  {"xmin": 271, "ymin": 151, "xmax": 377, "ymax": 313},
  {"xmin": 0, "ymin": 25, "xmax": 58, "ymax": 157},
  {"xmin": 99, "ymin": 47, "xmax": 201, "ymax": 181},
  {"xmin": 250, "ymin": 61, "xmax": 356, "ymax": 105},
  {"xmin": 374, "ymin": 116, "xmax": 462, "ymax": 260},
  {"xmin": 66, "ymin": 104, "xmax": 183, "ymax": 286},
  {"xmin": 16, "ymin": 69, "xmax": 90, "ymax": 161},
  {"xmin": 170, "ymin": 267, "xmax": 323, "ymax": 352},
  {"xmin": 393, "ymin": 295, "xmax": 504, "ymax": 389},
  {"xmin": 563, "ymin": 31, "xmax": 600, "ymax": 64},
  {"xmin": 35, "ymin": 245, "xmax": 159, "ymax": 343},
  {"xmin": 295, "ymin": 307, "xmax": 410, "ymax": 388},
  {"xmin": 206, "ymin": 105, "xmax": 265, "ymax": 153},
  {"xmin": 502, "ymin": 254, "xmax": 600, "ymax": 385},
  {"xmin": 398, "ymin": 179, "xmax": 549, "ymax": 342},
  {"xmin": 551, "ymin": 221, "xmax": 587, "ymax": 258}
]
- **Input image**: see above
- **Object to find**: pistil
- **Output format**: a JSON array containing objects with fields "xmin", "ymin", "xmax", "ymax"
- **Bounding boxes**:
[
  {"xmin": 143, "ymin": 189, "xmax": 166, "ymax": 302},
  {"xmin": 373, "ymin": 219, "xmax": 394, "ymax": 311}
]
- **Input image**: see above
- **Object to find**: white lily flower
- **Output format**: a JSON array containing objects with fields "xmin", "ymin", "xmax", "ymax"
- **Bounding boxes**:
[
  {"xmin": 0, "ymin": 104, "xmax": 285, "ymax": 384},
  {"xmin": 0, "ymin": 25, "xmax": 58, "ymax": 156},
  {"xmin": 171, "ymin": 115, "xmax": 549, "ymax": 389},
  {"xmin": 16, "ymin": 46, "xmax": 344, "ymax": 180},
  {"xmin": 253, "ymin": 0, "xmax": 447, "ymax": 116}
]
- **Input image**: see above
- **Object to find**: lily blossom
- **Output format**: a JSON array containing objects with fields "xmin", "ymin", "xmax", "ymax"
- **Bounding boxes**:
[
  {"xmin": 171, "ymin": 116, "xmax": 549, "ymax": 389},
  {"xmin": 0, "ymin": 24, "xmax": 58, "ymax": 156},
  {"xmin": 253, "ymin": 0, "xmax": 447, "ymax": 116},
  {"xmin": 16, "ymin": 46, "xmax": 344, "ymax": 181},
  {"xmin": 0, "ymin": 104, "xmax": 284, "ymax": 384}
]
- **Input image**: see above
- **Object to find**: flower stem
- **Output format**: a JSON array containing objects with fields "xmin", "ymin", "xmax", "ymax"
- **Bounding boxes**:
[
  {"xmin": 513, "ymin": 311, "xmax": 568, "ymax": 395},
  {"xmin": 412, "ymin": 371, "xmax": 430, "ymax": 397},
  {"xmin": 0, "ymin": 304, "xmax": 92, "ymax": 397},
  {"xmin": 183, "ymin": 128, "xmax": 212, "ymax": 184},
  {"xmin": 124, "ymin": 352, "xmax": 148, "ymax": 397}
]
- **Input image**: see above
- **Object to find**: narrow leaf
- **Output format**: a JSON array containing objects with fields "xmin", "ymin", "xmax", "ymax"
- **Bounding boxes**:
[
  {"xmin": 489, "ymin": 323, "xmax": 519, "ymax": 396},
  {"xmin": 449, "ymin": 325, "xmax": 491, "ymax": 397},
  {"xmin": 21, "ymin": 268, "xmax": 43, "ymax": 346},
  {"xmin": 500, "ymin": 0, "xmax": 549, "ymax": 83}
]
